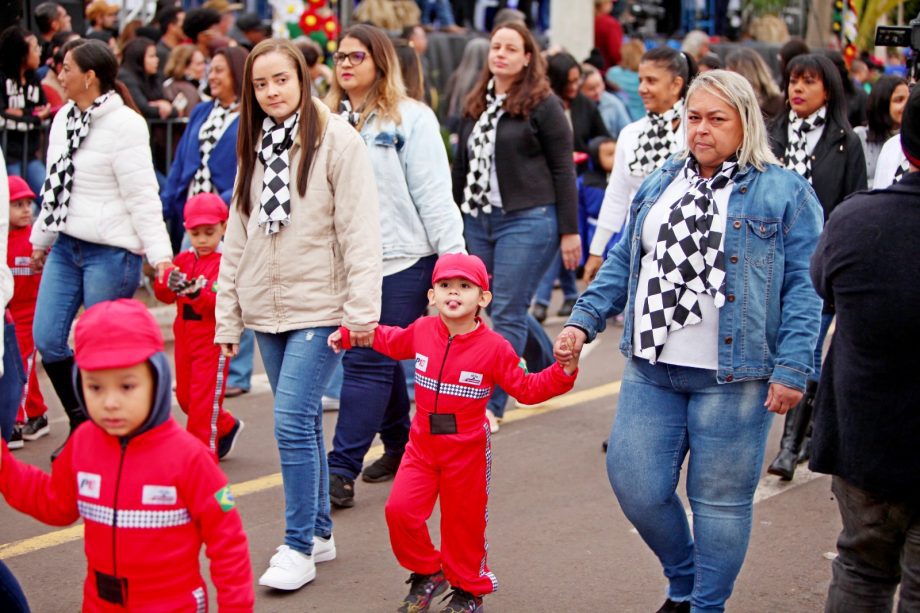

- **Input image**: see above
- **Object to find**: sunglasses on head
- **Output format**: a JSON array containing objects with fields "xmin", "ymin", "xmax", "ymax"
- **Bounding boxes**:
[{"xmin": 333, "ymin": 51, "xmax": 368, "ymax": 66}]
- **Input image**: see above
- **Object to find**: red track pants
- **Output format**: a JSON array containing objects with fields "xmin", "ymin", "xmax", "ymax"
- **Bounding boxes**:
[
  {"xmin": 174, "ymin": 319, "xmax": 235, "ymax": 459},
  {"xmin": 385, "ymin": 420, "xmax": 497, "ymax": 596},
  {"xmin": 12, "ymin": 309, "xmax": 46, "ymax": 421}
]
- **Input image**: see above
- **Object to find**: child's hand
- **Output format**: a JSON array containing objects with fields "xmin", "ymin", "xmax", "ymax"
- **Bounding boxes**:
[
  {"xmin": 554, "ymin": 327, "xmax": 585, "ymax": 376},
  {"xmin": 328, "ymin": 330, "xmax": 343, "ymax": 353},
  {"xmin": 167, "ymin": 268, "xmax": 187, "ymax": 292}
]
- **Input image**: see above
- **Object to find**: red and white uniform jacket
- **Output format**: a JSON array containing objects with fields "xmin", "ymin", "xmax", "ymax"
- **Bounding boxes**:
[
  {"xmin": 0, "ymin": 417, "xmax": 254, "ymax": 612},
  {"xmin": 6, "ymin": 226, "xmax": 39, "ymax": 321},
  {"xmin": 341, "ymin": 316, "xmax": 577, "ymax": 431}
]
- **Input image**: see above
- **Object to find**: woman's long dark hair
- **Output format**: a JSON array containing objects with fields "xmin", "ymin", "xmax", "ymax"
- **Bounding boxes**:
[
  {"xmin": 393, "ymin": 38, "xmax": 425, "ymax": 102},
  {"xmin": 236, "ymin": 39, "xmax": 321, "ymax": 213},
  {"xmin": 0, "ymin": 26, "xmax": 36, "ymax": 80},
  {"xmin": 641, "ymin": 46, "xmax": 697, "ymax": 99},
  {"xmin": 782, "ymin": 53, "xmax": 850, "ymax": 131},
  {"xmin": 67, "ymin": 38, "xmax": 142, "ymax": 114},
  {"xmin": 866, "ymin": 75, "xmax": 907, "ymax": 143},
  {"xmin": 464, "ymin": 21, "xmax": 552, "ymax": 119},
  {"xmin": 213, "ymin": 46, "xmax": 248, "ymax": 101},
  {"xmin": 547, "ymin": 52, "xmax": 580, "ymax": 100},
  {"xmin": 121, "ymin": 37, "xmax": 164, "ymax": 100}
]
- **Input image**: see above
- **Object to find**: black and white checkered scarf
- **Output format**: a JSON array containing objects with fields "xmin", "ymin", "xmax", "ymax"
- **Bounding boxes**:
[
  {"xmin": 39, "ymin": 91, "xmax": 114, "ymax": 232},
  {"xmin": 461, "ymin": 79, "xmax": 506, "ymax": 216},
  {"xmin": 338, "ymin": 99, "xmax": 362, "ymax": 128},
  {"xmin": 256, "ymin": 112, "xmax": 298, "ymax": 235},
  {"xmin": 626, "ymin": 99, "xmax": 682, "ymax": 177},
  {"xmin": 783, "ymin": 106, "xmax": 825, "ymax": 183},
  {"xmin": 190, "ymin": 102, "xmax": 236, "ymax": 196},
  {"xmin": 895, "ymin": 156, "xmax": 910, "ymax": 181},
  {"xmin": 637, "ymin": 156, "xmax": 737, "ymax": 363}
]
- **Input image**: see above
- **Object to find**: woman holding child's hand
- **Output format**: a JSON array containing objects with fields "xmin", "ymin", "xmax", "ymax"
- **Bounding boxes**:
[
  {"xmin": 214, "ymin": 39, "xmax": 382, "ymax": 592},
  {"xmin": 557, "ymin": 71, "xmax": 824, "ymax": 611}
]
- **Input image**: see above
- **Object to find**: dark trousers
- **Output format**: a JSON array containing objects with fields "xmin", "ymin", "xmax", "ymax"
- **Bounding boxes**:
[
  {"xmin": 826, "ymin": 476, "xmax": 920, "ymax": 613},
  {"xmin": 0, "ymin": 319, "xmax": 26, "ymax": 442},
  {"xmin": 327, "ymin": 255, "xmax": 437, "ymax": 480},
  {"xmin": 0, "ymin": 561, "xmax": 29, "ymax": 612}
]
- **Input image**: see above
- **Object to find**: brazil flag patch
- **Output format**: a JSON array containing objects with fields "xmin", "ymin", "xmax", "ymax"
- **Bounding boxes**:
[{"xmin": 214, "ymin": 485, "xmax": 236, "ymax": 512}]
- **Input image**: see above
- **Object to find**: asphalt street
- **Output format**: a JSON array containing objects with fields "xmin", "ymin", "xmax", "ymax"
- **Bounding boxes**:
[{"xmin": 0, "ymin": 297, "xmax": 843, "ymax": 612}]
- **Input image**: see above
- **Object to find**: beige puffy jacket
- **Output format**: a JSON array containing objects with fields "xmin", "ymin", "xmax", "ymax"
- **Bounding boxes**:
[{"xmin": 215, "ymin": 101, "xmax": 382, "ymax": 344}]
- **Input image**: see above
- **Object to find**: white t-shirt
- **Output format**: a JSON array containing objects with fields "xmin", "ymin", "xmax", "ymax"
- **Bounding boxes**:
[
  {"xmin": 873, "ymin": 133, "xmax": 905, "ymax": 189},
  {"xmin": 632, "ymin": 170, "xmax": 731, "ymax": 370},
  {"xmin": 590, "ymin": 117, "xmax": 686, "ymax": 256}
]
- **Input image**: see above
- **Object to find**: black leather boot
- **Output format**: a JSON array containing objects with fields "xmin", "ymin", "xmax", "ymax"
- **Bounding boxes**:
[
  {"xmin": 43, "ymin": 357, "xmax": 86, "ymax": 460},
  {"xmin": 767, "ymin": 380, "xmax": 817, "ymax": 480}
]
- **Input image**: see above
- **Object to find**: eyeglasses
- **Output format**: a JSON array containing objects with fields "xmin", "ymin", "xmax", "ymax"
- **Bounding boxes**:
[{"xmin": 333, "ymin": 51, "xmax": 368, "ymax": 66}]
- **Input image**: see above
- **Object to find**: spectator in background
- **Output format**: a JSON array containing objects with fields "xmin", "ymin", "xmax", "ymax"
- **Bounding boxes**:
[
  {"xmin": 443, "ymin": 36, "xmax": 488, "ymax": 138},
  {"xmin": 681, "ymin": 29, "xmax": 710, "ymax": 62},
  {"xmin": 854, "ymin": 75, "xmax": 908, "ymax": 187},
  {"xmin": 594, "ymin": 0, "xmax": 622, "ymax": 70},
  {"xmin": 0, "ymin": 26, "xmax": 51, "ymax": 200},
  {"xmin": 547, "ymin": 52, "xmax": 610, "ymax": 153},
  {"xmin": 233, "ymin": 13, "xmax": 271, "ymax": 50},
  {"xmin": 119, "ymin": 37, "xmax": 176, "ymax": 120},
  {"xmin": 40, "ymin": 30, "xmax": 80, "ymax": 116},
  {"xmin": 726, "ymin": 47, "xmax": 784, "ymax": 122},
  {"xmin": 393, "ymin": 39, "xmax": 426, "ymax": 102},
  {"xmin": 826, "ymin": 50, "xmax": 867, "ymax": 128},
  {"xmin": 416, "ymin": 0, "xmax": 463, "ymax": 32},
  {"xmin": 163, "ymin": 44, "xmax": 206, "ymax": 117},
  {"xmin": 34, "ymin": 2, "xmax": 71, "ymax": 68},
  {"xmin": 697, "ymin": 53, "xmax": 721, "ymax": 72},
  {"xmin": 85, "ymin": 0, "xmax": 119, "ymax": 36},
  {"xmin": 778, "ymin": 37, "xmax": 809, "ymax": 86},
  {"xmin": 85, "ymin": 29, "xmax": 119, "ymax": 60},
  {"xmin": 155, "ymin": 6, "xmax": 186, "ymax": 72},
  {"xmin": 296, "ymin": 38, "xmax": 333, "ymax": 97},
  {"xmin": 183, "ymin": 8, "xmax": 223, "ymax": 61},
  {"xmin": 606, "ymin": 38, "xmax": 645, "ymax": 120},
  {"xmin": 204, "ymin": 0, "xmax": 243, "ymax": 37},
  {"xmin": 849, "ymin": 58, "xmax": 871, "ymax": 93},
  {"xmin": 581, "ymin": 63, "xmax": 630, "ymax": 139}
]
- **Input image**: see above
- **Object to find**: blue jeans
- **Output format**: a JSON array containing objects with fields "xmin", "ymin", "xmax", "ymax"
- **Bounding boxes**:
[
  {"xmin": 811, "ymin": 313, "xmax": 834, "ymax": 381},
  {"xmin": 463, "ymin": 205, "xmax": 559, "ymax": 418},
  {"xmin": 328, "ymin": 255, "xmax": 436, "ymax": 479},
  {"xmin": 256, "ymin": 327, "xmax": 339, "ymax": 555},
  {"xmin": 416, "ymin": 0, "xmax": 456, "ymax": 25},
  {"xmin": 7, "ymin": 160, "xmax": 46, "ymax": 205},
  {"xmin": 607, "ymin": 358, "xmax": 773, "ymax": 612},
  {"xmin": 0, "ymin": 320, "xmax": 25, "ymax": 442},
  {"xmin": 228, "ymin": 328, "xmax": 255, "ymax": 390},
  {"xmin": 33, "ymin": 234, "xmax": 142, "ymax": 363},
  {"xmin": 534, "ymin": 249, "xmax": 579, "ymax": 307}
]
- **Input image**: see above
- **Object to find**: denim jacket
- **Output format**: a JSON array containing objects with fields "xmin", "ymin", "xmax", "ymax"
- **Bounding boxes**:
[
  {"xmin": 567, "ymin": 157, "xmax": 824, "ymax": 391},
  {"xmin": 358, "ymin": 99, "xmax": 465, "ymax": 260}
]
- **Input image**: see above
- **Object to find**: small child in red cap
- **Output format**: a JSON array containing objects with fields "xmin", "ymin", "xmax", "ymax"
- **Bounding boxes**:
[
  {"xmin": 154, "ymin": 193, "xmax": 242, "ymax": 460},
  {"xmin": 0, "ymin": 298, "xmax": 254, "ymax": 611},
  {"xmin": 329, "ymin": 253, "xmax": 580, "ymax": 613},
  {"xmin": 5, "ymin": 175, "xmax": 48, "ymax": 449}
]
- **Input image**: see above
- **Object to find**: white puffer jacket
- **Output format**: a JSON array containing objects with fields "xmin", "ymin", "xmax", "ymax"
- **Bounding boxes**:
[{"xmin": 30, "ymin": 94, "xmax": 172, "ymax": 265}]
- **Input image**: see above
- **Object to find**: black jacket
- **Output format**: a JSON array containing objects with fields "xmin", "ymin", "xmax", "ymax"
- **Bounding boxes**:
[
  {"xmin": 809, "ymin": 172, "xmax": 920, "ymax": 501},
  {"xmin": 568, "ymin": 93, "xmax": 610, "ymax": 154},
  {"xmin": 768, "ymin": 112, "xmax": 867, "ymax": 221},
  {"xmin": 452, "ymin": 94, "xmax": 579, "ymax": 235}
]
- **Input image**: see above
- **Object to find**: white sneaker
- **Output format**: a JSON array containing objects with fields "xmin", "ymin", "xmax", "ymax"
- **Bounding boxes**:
[
  {"xmin": 485, "ymin": 409, "xmax": 500, "ymax": 434},
  {"xmin": 313, "ymin": 535, "xmax": 336, "ymax": 563},
  {"xmin": 258, "ymin": 545, "xmax": 315, "ymax": 590}
]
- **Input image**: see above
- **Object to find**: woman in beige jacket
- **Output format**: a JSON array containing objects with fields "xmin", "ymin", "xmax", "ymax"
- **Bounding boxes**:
[{"xmin": 215, "ymin": 39, "xmax": 382, "ymax": 592}]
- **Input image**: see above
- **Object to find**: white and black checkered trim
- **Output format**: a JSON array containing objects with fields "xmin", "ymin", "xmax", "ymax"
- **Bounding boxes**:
[
  {"xmin": 415, "ymin": 373, "xmax": 491, "ymax": 400},
  {"xmin": 78, "ymin": 501, "xmax": 191, "ymax": 528},
  {"xmin": 192, "ymin": 587, "xmax": 206, "ymax": 613}
]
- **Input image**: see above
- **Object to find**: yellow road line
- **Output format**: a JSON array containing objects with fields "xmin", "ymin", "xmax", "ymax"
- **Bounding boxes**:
[{"xmin": 0, "ymin": 380, "xmax": 621, "ymax": 560}]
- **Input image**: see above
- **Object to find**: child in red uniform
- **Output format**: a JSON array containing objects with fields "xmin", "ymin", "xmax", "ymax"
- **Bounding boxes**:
[
  {"xmin": 6, "ymin": 176, "xmax": 48, "ymax": 449},
  {"xmin": 153, "ymin": 193, "xmax": 242, "ymax": 460},
  {"xmin": 0, "ymin": 298, "xmax": 254, "ymax": 611},
  {"xmin": 329, "ymin": 253, "xmax": 580, "ymax": 613}
]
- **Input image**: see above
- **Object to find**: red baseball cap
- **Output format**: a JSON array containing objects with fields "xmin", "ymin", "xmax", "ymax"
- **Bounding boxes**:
[
  {"xmin": 75, "ymin": 299, "xmax": 165, "ymax": 371},
  {"xmin": 7, "ymin": 176, "xmax": 35, "ymax": 202},
  {"xmin": 432, "ymin": 253, "xmax": 490, "ymax": 291},
  {"xmin": 183, "ymin": 193, "xmax": 229, "ymax": 229}
]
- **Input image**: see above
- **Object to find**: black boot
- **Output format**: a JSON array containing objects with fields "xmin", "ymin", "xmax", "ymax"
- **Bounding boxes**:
[
  {"xmin": 767, "ymin": 380, "xmax": 817, "ymax": 481},
  {"xmin": 43, "ymin": 357, "xmax": 86, "ymax": 461}
]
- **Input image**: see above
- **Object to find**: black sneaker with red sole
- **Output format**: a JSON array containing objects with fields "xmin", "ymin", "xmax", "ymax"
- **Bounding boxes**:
[{"xmin": 397, "ymin": 570, "xmax": 448, "ymax": 612}]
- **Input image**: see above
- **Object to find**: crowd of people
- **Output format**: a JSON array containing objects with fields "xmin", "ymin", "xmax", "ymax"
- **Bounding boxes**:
[{"xmin": 0, "ymin": 1, "xmax": 916, "ymax": 612}]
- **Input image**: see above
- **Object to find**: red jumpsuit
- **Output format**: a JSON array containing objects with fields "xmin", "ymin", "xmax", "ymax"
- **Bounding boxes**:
[
  {"xmin": 6, "ymin": 225, "xmax": 46, "ymax": 421},
  {"xmin": 153, "ymin": 249, "xmax": 235, "ymax": 458},
  {"xmin": 340, "ymin": 316, "xmax": 576, "ymax": 596},
  {"xmin": 0, "ymin": 417, "xmax": 254, "ymax": 611}
]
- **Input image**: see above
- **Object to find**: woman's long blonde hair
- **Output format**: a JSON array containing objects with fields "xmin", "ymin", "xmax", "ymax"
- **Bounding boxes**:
[{"xmin": 324, "ymin": 24, "xmax": 406, "ymax": 130}]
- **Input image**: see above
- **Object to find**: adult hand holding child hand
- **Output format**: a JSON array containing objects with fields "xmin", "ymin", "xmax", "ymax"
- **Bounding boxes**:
[{"xmin": 554, "ymin": 327, "xmax": 586, "ymax": 375}]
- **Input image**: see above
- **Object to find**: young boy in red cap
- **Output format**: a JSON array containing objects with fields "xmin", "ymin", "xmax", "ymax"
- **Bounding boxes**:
[
  {"xmin": 0, "ymin": 298, "xmax": 254, "ymax": 611},
  {"xmin": 6, "ymin": 175, "xmax": 48, "ymax": 449},
  {"xmin": 329, "ymin": 253, "xmax": 580, "ymax": 613},
  {"xmin": 154, "ymin": 193, "xmax": 242, "ymax": 460}
]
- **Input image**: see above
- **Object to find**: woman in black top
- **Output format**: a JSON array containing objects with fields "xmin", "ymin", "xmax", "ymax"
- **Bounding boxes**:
[
  {"xmin": 452, "ymin": 21, "xmax": 580, "ymax": 431},
  {"xmin": 547, "ymin": 51, "xmax": 610, "ymax": 154},
  {"xmin": 0, "ymin": 26, "xmax": 50, "ymax": 199},
  {"xmin": 118, "ymin": 37, "xmax": 175, "ymax": 121},
  {"xmin": 766, "ymin": 53, "xmax": 867, "ymax": 481}
]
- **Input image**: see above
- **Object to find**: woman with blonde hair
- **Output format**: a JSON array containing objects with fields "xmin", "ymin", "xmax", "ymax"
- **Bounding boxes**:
[
  {"xmin": 162, "ymin": 43, "xmax": 206, "ymax": 116},
  {"xmin": 323, "ymin": 24, "xmax": 464, "ymax": 508},
  {"xmin": 215, "ymin": 38, "xmax": 382, "ymax": 591},
  {"xmin": 725, "ymin": 47, "xmax": 783, "ymax": 121},
  {"xmin": 557, "ymin": 70, "xmax": 823, "ymax": 612}
]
